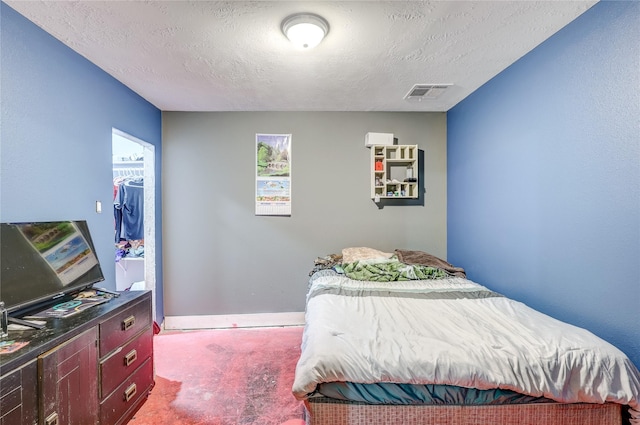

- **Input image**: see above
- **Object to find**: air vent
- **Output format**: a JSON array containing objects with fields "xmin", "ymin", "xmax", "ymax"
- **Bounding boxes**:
[{"xmin": 404, "ymin": 84, "xmax": 452, "ymax": 101}]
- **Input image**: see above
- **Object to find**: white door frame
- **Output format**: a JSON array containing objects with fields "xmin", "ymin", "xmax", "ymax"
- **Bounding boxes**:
[{"xmin": 112, "ymin": 128, "xmax": 157, "ymax": 322}]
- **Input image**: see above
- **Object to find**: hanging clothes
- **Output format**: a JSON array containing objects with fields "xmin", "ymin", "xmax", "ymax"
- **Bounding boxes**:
[{"xmin": 114, "ymin": 177, "xmax": 144, "ymax": 242}]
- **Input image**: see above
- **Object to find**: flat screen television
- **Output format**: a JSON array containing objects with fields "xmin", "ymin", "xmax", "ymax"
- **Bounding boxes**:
[{"xmin": 0, "ymin": 220, "xmax": 105, "ymax": 315}]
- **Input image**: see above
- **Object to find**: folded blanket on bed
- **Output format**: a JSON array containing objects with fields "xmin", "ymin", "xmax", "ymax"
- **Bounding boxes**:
[
  {"xmin": 342, "ymin": 258, "xmax": 447, "ymax": 281},
  {"xmin": 395, "ymin": 249, "xmax": 466, "ymax": 278}
]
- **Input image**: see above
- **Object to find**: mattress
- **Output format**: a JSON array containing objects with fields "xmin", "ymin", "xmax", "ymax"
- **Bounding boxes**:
[{"xmin": 316, "ymin": 381, "xmax": 553, "ymax": 405}]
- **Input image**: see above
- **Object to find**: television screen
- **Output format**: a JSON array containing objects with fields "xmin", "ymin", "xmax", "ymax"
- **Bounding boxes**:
[{"xmin": 0, "ymin": 220, "xmax": 105, "ymax": 314}]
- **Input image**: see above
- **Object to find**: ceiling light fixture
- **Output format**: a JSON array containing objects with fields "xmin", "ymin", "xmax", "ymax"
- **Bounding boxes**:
[{"xmin": 282, "ymin": 13, "xmax": 329, "ymax": 49}]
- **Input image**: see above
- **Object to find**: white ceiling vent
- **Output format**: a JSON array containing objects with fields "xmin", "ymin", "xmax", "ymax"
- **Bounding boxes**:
[{"xmin": 404, "ymin": 84, "xmax": 452, "ymax": 101}]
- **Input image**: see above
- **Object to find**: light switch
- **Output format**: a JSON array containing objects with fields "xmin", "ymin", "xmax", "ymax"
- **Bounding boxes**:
[{"xmin": 96, "ymin": 201, "xmax": 102, "ymax": 214}]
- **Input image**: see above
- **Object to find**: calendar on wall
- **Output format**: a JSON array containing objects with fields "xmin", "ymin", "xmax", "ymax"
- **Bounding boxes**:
[{"xmin": 255, "ymin": 133, "xmax": 291, "ymax": 216}]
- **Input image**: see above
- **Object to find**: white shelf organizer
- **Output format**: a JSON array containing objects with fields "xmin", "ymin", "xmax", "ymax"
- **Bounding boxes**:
[{"xmin": 371, "ymin": 144, "xmax": 418, "ymax": 200}]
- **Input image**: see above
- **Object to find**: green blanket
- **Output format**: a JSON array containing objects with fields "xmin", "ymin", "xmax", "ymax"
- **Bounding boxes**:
[{"xmin": 342, "ymin": 259, "xmax": 447, "ymax": 282}]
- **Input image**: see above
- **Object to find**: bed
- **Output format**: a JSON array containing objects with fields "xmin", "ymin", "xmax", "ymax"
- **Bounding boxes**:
[{"xmin": 292, "ymin": 248, "xmax": 640, "ymax": 425}]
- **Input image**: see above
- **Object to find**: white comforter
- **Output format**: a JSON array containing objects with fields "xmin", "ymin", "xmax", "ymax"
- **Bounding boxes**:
[{"xmin": 292, "ymin": 275, "xmax": 640, "ymax": 423}]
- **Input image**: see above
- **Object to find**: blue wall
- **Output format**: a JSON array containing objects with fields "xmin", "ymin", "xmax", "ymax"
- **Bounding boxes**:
[
  {"xmin": 0, "ymin": 2, "xmax": 164, "ymax": 320},
  {"xmin": 448, "ymin": 1, "xmax": 639, "ymax": 367}
]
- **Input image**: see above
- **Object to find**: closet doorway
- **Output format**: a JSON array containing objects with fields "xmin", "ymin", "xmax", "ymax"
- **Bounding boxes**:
[{"xmin": 112, "ymin": 128, "xmax": 157, "ymax": 321}]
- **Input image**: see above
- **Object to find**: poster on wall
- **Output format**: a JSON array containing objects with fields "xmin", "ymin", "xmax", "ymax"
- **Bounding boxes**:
[{"xmin": 256, "ymin": 133, "xmax": 292, "ymax": 216}]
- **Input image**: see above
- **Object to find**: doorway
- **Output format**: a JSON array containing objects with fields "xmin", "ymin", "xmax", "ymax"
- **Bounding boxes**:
[{"xmin": 112, "ymin": 128, "xmax": 157, "ymax": 321}]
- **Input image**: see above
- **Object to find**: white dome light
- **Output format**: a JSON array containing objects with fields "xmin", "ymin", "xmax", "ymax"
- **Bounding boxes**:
[{"xmin": 282, "ymin": 13, "xmax": 329, "ymax": 49}]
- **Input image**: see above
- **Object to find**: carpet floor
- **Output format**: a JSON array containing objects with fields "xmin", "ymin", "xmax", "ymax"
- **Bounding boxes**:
[{"xmin": 128, "ymin": 326, "xmax": 306, "ymax": 425}]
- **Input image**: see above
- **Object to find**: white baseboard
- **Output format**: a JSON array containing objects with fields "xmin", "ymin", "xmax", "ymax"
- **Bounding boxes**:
[{"xmin": 163, "ymin": 312, "xmax": 305, "ymax": 330}]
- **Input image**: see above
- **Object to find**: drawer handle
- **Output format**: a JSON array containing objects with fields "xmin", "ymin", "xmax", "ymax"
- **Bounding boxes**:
[
  {"xmin": 124, "ymin": 383, "xmax": 137, "ymax": 402},
  {"xmin": 45, "ymin": 412, "xmax": 59, "ymax": 425},
  {"xmin": 122, "ymin": 315, "xmax": 136, "ymax": 331},
  {"xmin": 124, "ymin": 349, "xmax": 138, "ymax": 367}
]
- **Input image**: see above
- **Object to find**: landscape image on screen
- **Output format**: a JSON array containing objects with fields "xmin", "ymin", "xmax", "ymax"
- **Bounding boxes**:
[{"xmin": 17, "ymin": 222, "xmax": 99, "ymax": 286}]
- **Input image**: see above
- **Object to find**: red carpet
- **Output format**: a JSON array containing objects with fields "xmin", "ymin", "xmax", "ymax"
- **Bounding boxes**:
[{"xmin": 129, "ymin": 326, "xmax": 306, "ymax": 425}]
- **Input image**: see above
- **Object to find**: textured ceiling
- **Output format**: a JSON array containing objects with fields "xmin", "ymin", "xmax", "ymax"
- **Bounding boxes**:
[{"xmin": 5, "ymin": 1, "xmax": 597, "ymax": 112}]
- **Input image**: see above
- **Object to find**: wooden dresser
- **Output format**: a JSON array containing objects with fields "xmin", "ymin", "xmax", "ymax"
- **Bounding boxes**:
[{"xmin": 0, "ymin": 290, "xmax": 154, "ymax": 425}]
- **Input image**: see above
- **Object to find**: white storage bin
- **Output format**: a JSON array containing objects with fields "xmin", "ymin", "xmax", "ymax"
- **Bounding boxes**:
[{"xmin": 365, "ymin": 132, "xmax": 394, "ymax": 147}]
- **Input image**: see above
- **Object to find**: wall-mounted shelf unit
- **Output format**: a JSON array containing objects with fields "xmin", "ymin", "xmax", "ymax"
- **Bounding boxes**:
[{"xmin": 371, "ymin": 144, "xmax": 418, "ymax": 200}]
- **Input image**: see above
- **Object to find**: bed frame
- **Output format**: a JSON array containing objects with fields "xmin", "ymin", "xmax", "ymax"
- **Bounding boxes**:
[{"xmin": 304, "ymin": 397, "xmax": 622, "ymax": 425}]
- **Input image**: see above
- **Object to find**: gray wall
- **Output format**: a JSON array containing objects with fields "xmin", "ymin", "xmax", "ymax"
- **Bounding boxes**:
[{"xmin": 162, "ymin": 112, "xmax": 446, "ymax": 316}]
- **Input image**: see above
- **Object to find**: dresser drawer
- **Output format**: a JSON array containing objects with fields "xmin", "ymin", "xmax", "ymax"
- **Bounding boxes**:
[
  {"xmin": 100, "ymin": 327, "xmax": 153, "ymax": 399},
  {"xmin": 0, "ymin": 359, "xmax": 38, "ymax": 425},
  {"xmin": 99, "ymin": 299, "xmax": 151, "ymax": 356},
  {"xmin": 0, "ymin": 369, "xmax": 22, "ymax": 415},
  {"xmin": 100, "ymin": 358, "xmax": 153, "ymax": 425}
]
